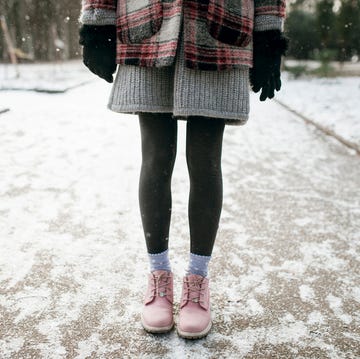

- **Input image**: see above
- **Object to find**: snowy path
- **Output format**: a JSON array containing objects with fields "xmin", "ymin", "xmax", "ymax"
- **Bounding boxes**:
[
  {"xmin": 0, "ymin": 80, "xmax": 359, "ymax": 358},
  {"xmin": 277, "ymin": 74, "xmax": 360, "ymax": 152}
]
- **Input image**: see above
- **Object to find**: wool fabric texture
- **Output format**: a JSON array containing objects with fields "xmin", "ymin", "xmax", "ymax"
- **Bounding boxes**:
[
  {"xmin": 79, "ymin": 0, "xmax": 286, "ymax": 70},
  {"xmin": 79, "ymin": 8, "xmax": 116, "ymax": 25},
  {"xmin": 107, "ymin": 16, "xmax": 250, "ymax": 125}
]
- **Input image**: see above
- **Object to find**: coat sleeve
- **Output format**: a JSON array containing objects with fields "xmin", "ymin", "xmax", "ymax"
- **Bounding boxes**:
[
  {"xmin": 79, "ymin": 0, "xmax": 117, "ymax": 25},
  {"xmin": 254, "ymin": 0, "xmax": 286, "ymax": 32}
]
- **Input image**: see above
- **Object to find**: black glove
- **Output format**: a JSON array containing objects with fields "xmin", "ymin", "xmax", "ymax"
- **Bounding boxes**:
[
  {"xmin": 250, "ymin": 30, "xmax": 289, "ymax": 101},
  {"xmin": 79, "ymin": 24, "xmax": 117, "ymax": 83}
]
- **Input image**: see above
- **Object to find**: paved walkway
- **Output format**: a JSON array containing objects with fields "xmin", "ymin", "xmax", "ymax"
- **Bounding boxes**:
[{"xmin": 0, "ymin": 80, "xmax": 359, "ymax": 358}]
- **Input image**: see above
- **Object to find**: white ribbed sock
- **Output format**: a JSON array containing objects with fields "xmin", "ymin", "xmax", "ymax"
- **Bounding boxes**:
[{"xmin": 148, "ymin": 249, "xmax": 171, "ymax": 272}]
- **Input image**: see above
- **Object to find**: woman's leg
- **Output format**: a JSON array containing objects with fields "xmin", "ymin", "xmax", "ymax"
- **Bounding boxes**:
[
  {"xmin": 177, "ymin": 116, "xmax": 225, "ymax": 339},
  {"xmin": 138, "ymin": 112, "xmax": 177, "ymax": 258},
  {"xmin": 185, "ymin": 116, "xmax": 225, "ymax": 275},
  {"xmin": 139, "ymin": 114, "xmax": 177, "ymax": 334}
]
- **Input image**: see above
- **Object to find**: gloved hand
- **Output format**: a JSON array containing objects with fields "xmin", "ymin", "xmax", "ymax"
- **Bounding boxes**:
[
  {"xmin": 250, "ymin": 30, "xmax": 289, "ymax": 101},
  {"xmin": 79, "ymin": 24, "xmax": 117, "ymax": 83}
]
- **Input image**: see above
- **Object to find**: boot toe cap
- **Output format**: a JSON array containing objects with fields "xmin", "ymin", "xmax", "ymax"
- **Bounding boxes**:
[
  {"xmin": 141, "ymin": 306, "xmax": 174, "ymax": 332},
  {"xmin": 177, "ymin": 307, "xmax": 211, "ymax": 336}
]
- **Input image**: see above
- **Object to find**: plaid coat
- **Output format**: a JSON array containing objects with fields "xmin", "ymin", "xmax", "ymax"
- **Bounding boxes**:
[{"xmin": 80, "ymin": 0, "xmax": 286, "ymax": 71}]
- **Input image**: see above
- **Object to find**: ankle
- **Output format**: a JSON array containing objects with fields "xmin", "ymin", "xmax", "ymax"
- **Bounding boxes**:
[
  {"xmin": 148, "ymin": 249, "xmax": 171, "ymax": 272},
  {"xmin": 187, "ymin": 252, "xmax": 211, "ymax": 278}
]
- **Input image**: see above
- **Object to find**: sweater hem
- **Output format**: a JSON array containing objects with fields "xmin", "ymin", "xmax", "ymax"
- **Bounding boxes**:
[
  {"xmin": 107, "ymin": 103, "xmax": 174, "ymax": 114},
  {"xmin": 173, "ymin": 108, "xmax": 249, "ymax": 124},
  {"xmin": 79, "ymin": 9, "xmax": 116, "ymax": 26},
  {"xmin": 107, "ymin": 104, "xmax": 249, "ymax": 126},
  {"xmin": 254, "ymin": 15, "xmax": 284, "ymax": 32}
]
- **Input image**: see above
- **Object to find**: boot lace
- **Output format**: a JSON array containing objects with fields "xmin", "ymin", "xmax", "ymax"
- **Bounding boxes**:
[
  {"xmin": 183, "ymin": 277, "xmax": 205, "ymax": 304},
  {"xmin": 150, "ymin": 272, "xmax": 171, "ymax": 298}
]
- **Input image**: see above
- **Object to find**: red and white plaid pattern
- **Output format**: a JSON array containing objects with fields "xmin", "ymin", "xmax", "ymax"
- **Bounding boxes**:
[
  {"xmin": 255, "ymin": 0, "xmax": 286, "ymax": 17},
  {"xmin": 117, "ymin": 0, "xmax": 164, "ymax": 44},
  {"xmin": 81, "ymin": 0, "xmax": 286, "ymax": 70},
  {"xmin": 82, "ymin": 0, "xmax": 116, "ymax": 11}
]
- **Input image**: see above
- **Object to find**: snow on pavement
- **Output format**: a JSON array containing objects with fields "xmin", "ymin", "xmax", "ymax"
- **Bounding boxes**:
[
  {"xmin": 0, "ymin": 61, "xmax": 93, "ymax": 93},
  {"xmin": 277, "ymin": 73, "xmax": 360, "ymax": 151},
  {"xmin": 0, "ymin": 78, "xmax": 359, "ymax": 358}
]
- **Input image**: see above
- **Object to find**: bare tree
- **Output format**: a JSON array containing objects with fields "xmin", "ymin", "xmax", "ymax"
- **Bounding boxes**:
[{"xmin": 0, "ymin": 0, "xmax": 81, "ymax": 62}]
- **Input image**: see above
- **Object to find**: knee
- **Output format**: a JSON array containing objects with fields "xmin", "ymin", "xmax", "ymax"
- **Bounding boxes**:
[
  {"xmin": 186, "ymin": 149, "xmax": 222, "ymax": 182},
  {"xmin": 142, "ymin": 145, "xmax": 177, "ymax": 178}
]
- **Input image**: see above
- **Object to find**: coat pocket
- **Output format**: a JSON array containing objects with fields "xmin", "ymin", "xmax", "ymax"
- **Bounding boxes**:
[
  {"xmin": 206, "ymin": 0, "xmax": 254, "ymax": 47},
  {"xmin": 116, "ymin": 0, "xmax": 163, "ymax": 44}
]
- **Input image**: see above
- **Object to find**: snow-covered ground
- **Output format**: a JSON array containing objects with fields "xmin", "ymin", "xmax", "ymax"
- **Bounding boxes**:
[
  {"xmin": 284, "ymin": 59, "xmax": 360, "ymax": 74},
  {"xmin": 0, "ymin": 63, "xmax": 359, "ymax": 358},
  {"xmin": 0, "ymin": 61, "xmax": 94, "ymax": 93},
  {"xmin": 278, "ymin": 72, "xmax": 360, "ymax": 151}
]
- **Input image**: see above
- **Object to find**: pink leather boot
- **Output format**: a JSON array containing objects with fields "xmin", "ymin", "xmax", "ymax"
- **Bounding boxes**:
[
  {"xmin": 141, "ymin": 270, "xmax": 174, "ymax": 333},
  {"xmin": 177, "ymin": 274, "xmax": 212, "ymax": 339}
]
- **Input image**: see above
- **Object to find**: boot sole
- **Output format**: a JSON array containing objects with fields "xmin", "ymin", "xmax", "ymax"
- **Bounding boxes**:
[{"xmin": 177, "ymin": 320, "xmax": 212, "ymax": 339}]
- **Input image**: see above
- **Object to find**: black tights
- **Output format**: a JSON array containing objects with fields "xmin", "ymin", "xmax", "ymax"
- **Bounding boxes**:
[{"xmin": 138, "ymin": 112, "xmax": 225, "ymax": 256}]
